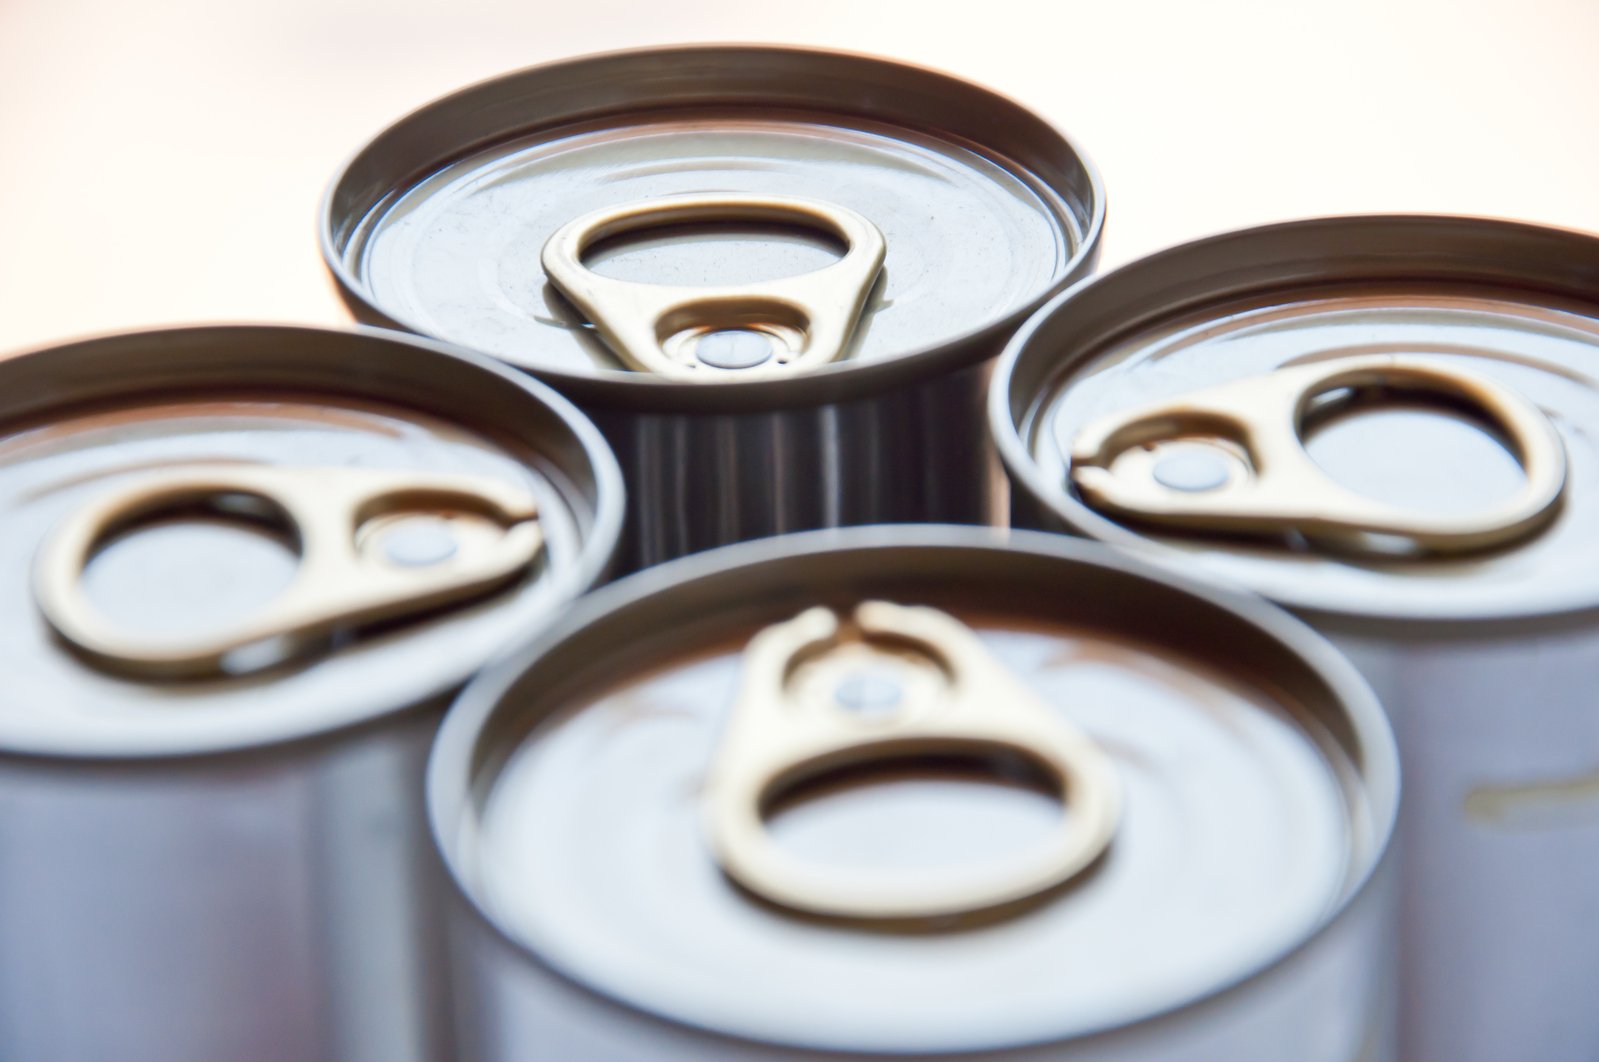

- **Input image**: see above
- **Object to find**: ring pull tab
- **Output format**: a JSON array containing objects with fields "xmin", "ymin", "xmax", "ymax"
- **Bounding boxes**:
[
  {"xmin": 34, "ymin": 465, "xmax": 545, "ymax": 680},
  {"xmin": 703, "ymin": 601, "xmax": 1120, "ymax": 926},
  {"xmin": 1069, "ymin": 354, "xmax": 1568, "ymax": 555},
  {"xmin": 541, "ymin": 193, "xmax": 886, "ymax": 380}
]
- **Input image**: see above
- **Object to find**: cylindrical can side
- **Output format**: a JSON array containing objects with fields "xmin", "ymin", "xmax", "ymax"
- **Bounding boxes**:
[
  {"xmin": 429, "ymin": 527, "xmax": 1398, "ymax": 1060},
  {"xmin": 439, "ymin": 851, "xmax": 1397, "ymax": 1062},
  {"xmin": 0, "ymin": 708, "xmax": 450, "ymax": 1062},
  {"xmin": 1008, "ymin": 467, "xmax": 1065, "ymax": 538},
  {"xmin": 988, "ymin": 215, "xmax": 1599, "ymax": 1062},
  {"xmin": 1324, "ymin": 618, "xmax": 1599, "ymax": 1062},
  {"xmin": 0, "ymin": 325, "xmax": 624, "ymax": 1062},
  {"xmin": 588, "ymin": 358, "xmax": 999, "ymax": 571}
]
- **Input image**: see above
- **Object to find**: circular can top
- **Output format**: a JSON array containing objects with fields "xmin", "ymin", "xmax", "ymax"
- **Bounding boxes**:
[
  {"xmin": 994, "ymin": 215, "xmax": 1599, "ymax": 625},
  {"xmin": 322, "ymin": 46, "xmax": 1102, "ymax": 410},
  {"xmin": 0, "ymin": 325, "xmax": 623, "ymax": 759},
  {"xmin": 430, "ymin": 527, "xmax": 1395, "ymax": 1055}
]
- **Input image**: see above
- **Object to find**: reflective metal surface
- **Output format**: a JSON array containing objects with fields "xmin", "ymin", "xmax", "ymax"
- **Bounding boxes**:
[
  {"xmin": 6, "ymin": 4, "xmax": 1595, "ymax": 572},
  {"xmin": 322, "ymin": 46, "xmax": 1102, "ymax": 569},
  {"xmin": 992, "ymin": 217, "xmax": 1599, "ymax": 1062},
  {"xmin": 430, "ymin": 527, "xmax": 1398, "ymax": 1059},
  {"xmin": 0, "ymin": 710, "xmax": 448, "ymax": 1062},
  {"xmin": 1330, "ymin": 620, "xmax": 1599, "ymax": 1062},
  {"xmin": 0, "ymin": 326, "xmax": 622, "ymax": 1061},
  {"xmin": 586, "ymin": 360, "xmax": 996, "ymax": 565},
  {"xmin": 0, "ymin": 326, "xmax": 622, "ymax": 754},
  {"xmin": 998, "ymin": 216, "xmax": 1599, "ymax": 621},
  {"xmin": 3, "ymin": 5, "xmax": 1597, "ymax": 1057}
]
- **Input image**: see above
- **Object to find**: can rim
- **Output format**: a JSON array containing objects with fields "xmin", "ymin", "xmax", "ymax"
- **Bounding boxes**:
[
  {"xmin": 429, "ymin": 524, "xmax": 1399, "ymax": 1053},
  {"xmin": 0, "ymin": 322, "xmax": 626, "ymax": 761},
  {"xmin": 991, "ymin": 212, "xmax": 1599, "ymax": 628},
  {"xmin": 318, "ymin": 43, "xmax": 1107, "ymax": 414}
]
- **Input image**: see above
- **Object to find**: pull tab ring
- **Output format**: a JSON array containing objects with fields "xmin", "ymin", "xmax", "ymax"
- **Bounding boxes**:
[
  {"xmin": 1069, "ymin": 354, "xmax": 1567, "ymax": 554},
  {"xmin": 703, "ymin": 601, "xmax": 1120, "ymax": 925},
  {"xmin": 541, "ymin": 193, "xmax": 886, "ymax": 380},
  {"xmin": 34, "ymin": 465, "xmax": 544, "ymax": 679}
]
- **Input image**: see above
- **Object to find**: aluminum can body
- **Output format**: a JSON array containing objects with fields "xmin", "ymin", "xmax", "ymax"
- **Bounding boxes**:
[
  {"xmin": 1327, "ymin": 620, "xmax": 1599, "ymax": 1062},
  {"xmin": 0, "ymin": 325, "xmax": 623, "ymax": 1062},
  {"xmin": 429, "ymin": 527, "xmax": 1398, "ymax": 1060},
  {"xmin": 993, "ymin": 216, "xmax": 1599, "ymax": 1061},
  {"xmin": 323, "ymin": 46, "xmax": 1103, "ymax": 570},
  {"xmin": 0, "ymin": 709, "xmax": 446, "ymax": 1062},
  {"xmin": 584, "ymin": 358, "xmax": 998, "ymax": 568}
]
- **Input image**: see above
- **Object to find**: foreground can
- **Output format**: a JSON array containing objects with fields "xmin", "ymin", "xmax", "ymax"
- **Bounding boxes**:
[
  {"xmin": 991, "ymin": 215, "xmax": 1599, "ymax": 1062},
  {"xmin": 0, "ymin": 325, "xmax": 622, "ymax": 1062},
  {"xmin": 321, "ymin": 46, "xmax": 1103, "ymax": 570},
  {"xmin": 429, "ymin": 526, "xmax": 1397, "ymax": 1060}
]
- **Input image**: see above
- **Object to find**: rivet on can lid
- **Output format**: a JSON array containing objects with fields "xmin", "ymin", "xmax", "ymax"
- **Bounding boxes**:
[
  {"xmin": 1152, "ymin": 450, "xmax": 1232, "ymax": 493},
  {"xmin": 695, "ymin": 330, "xmax": 778, "ymax": 370},
  {"xmin": 832, "ymin": 668, "xmax": 905, "ymax": 718},
  {"xmin": 379, "ymin": 519, "xmax": 462, "ymax": 567}
]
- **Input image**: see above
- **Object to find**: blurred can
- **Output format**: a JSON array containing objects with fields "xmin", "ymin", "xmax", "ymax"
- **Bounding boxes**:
[
  {"xmin": 429, "ymin": 526, "xmax": 1397, "ymax": 1060},
  {"xmin": 0, "ymin": 325, "xmax": 622, "ymax": 1062},
  {"xmin": 321, "ymin": 45, "xmax": 1103, "ymax": 570},
  {"xmin": 991, "ymin": 215, "xmax": 1599, "ymax": 1062}
]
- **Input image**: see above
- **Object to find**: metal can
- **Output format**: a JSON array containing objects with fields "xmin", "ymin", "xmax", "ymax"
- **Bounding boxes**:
[
  {"xmin": 320, "ymin": 45, "xmax": 1103, "ymax": 571},
  {"xmin": 0, "ymin": 325, "xmax": 622, "ymax": 1062},
  {"xmin": 991, "ymin": 215, "xmax": 1599, "ymax": 1062},
  {"xmin": 429, "ymin": 526, "xmax": 1397, "ymax": 1060}
]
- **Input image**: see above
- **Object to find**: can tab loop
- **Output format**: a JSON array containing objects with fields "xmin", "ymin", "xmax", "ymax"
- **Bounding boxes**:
[
  {"xmin": 34, "ymin": 465, "xmax": 544, "ymax": 680},
  {"xmin": 703, "ymin": 601, "xmax": 1120, "ymax": 926},
  {"xmin": 541, "ymin": 193, "xmax": 885, "ymax": 380},
  {"xmin": 1069, "ymin": 354, "xmax": 1567, "ymax": 554}
]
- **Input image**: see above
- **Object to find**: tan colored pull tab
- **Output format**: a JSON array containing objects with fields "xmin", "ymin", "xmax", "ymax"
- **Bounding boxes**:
[
  {"xmin": 541, "ymin": 193, "xmax": 885, "ymax": 380},
  {"xmin": 1070, "ymin": 354, "xmax": 1567, "ymax": 554},
  {"xmin": 703, "ymin": 601, "xmax": 1120, "ymax": 925},
  {"xmin": 34, "ymin": 465, "xmax": 544, "ymax": 679}
]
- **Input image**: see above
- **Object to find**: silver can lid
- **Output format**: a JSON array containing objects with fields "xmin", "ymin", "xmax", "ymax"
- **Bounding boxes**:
[
  {"xmin": 0, "ymin": 325, "xmax": 622, "ymax": 758},
  {"xmin": 430, "ymin": 527, "xmax": 1394, "ymax": 1054},
  {"xmin": 322, "ymin": 46, "xmax": 1102, "ymax": 402},
  {"xmin": 995, "ymin": 215, "xmax": 1599, "ymax": 623}
]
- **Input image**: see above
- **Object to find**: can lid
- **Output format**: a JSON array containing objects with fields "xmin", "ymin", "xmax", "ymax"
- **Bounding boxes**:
[
  {"xmin": 322, "ymin": 46, "xmax": 1102, "ymax": 408},
  {"xmin": 995, "ymin": 215, "xmax": 1599, "ymax": 624},
  {"xmin": 430, "ymin": 527, "xmax": 1395, "ymax": 1054},
  {"xmin": 0, "ymin": 326, "xmax": 622, "ymax": 759}
]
